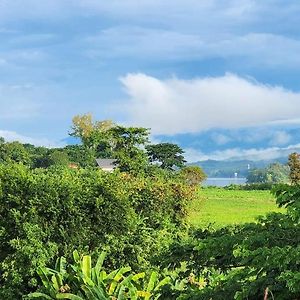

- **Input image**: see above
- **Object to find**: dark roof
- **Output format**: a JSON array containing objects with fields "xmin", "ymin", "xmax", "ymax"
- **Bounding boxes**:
[{"xmin": 95, "ymin": 159, "xmax": 116, "ymax": 169}]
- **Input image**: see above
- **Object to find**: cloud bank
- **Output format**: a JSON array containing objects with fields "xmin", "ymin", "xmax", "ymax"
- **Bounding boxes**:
[
  {"xmin": 184, "ymin": 143, "xmax": 300, "ymax": 162},
  {"xmin": 121, "ymin": 73, "xmax": 300, "ymax": 135}
]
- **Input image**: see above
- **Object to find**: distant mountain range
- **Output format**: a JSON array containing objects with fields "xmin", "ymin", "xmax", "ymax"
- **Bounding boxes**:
[{"xmin": 191, "ymin": 158, "xmax": 288, "ymax": 178}]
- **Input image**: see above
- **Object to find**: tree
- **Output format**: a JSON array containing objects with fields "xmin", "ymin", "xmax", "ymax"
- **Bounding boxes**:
[
  {"xmin": 110, "ymin": 126, "xmax": 150, "ymax": 173},
  {"xmin": 180, "ymin": 166, "xmax": 207, "ymax": 186},
  {"xmin": 288, "ymin": 152, "xmax": 300, "ymax": 184},
  {"xmin": 70, "ymin": 115, "xmax": 151, "ymax": 172},
  {"xmin": 146, "ymin": 143, "xmax": 186, "ymax": 171},
  {"xmin": 64, "ymin": 145, "xmax": 95, "ymax": 167},
  {"xmin": 70, "ymin": 113, "xmax": 115, "ymax": 157}
]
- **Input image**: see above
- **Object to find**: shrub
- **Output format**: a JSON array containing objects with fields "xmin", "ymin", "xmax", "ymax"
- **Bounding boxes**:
[
  {"xmin": 0, "ymin": 163, "xmax": 193, "ymax": 298},
  {"xmin": 180, "ymin": 166, "xmax": 207, "ymax": 187}
]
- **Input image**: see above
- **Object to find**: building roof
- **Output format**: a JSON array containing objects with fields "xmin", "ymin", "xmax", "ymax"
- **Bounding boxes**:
[{"xmin": 95, "ymin": 158, "xmax": 117, "ymax": 169}]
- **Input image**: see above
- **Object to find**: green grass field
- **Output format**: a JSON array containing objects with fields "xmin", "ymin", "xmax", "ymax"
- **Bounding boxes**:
[{"xmin": 188, "ymin": 188, "xmax": 284, "ymax": 228}]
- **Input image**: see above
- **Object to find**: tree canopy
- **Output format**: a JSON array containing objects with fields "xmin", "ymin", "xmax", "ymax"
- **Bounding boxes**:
[{"xmin": 146, "ymin": 142, "xmax": 186, "ymax": 171}]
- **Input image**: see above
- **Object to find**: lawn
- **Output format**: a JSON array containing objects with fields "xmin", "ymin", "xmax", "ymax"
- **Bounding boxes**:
[{"xmin": 187, "ymin": 187, "xmax": 285, "ymax": 228}]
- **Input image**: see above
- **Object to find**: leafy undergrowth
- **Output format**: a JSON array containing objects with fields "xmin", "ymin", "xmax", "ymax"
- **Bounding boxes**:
[{"xmin": 25, "ymin": 250, "xmax": 170, "ymax": 300}]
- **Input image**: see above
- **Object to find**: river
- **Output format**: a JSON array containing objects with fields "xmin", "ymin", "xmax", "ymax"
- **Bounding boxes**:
[{"xmin": 203, "ymin": 177, "xmax": 247, "ymax": 187}]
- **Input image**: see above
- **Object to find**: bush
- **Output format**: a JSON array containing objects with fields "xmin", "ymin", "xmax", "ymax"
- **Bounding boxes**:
[
  {"xmin": 25, "ymin": 250, "xmax": 171, "ymax": 299},
  {"xmin": 0, "ymin": 163, "xmax": 193, "ymax": 298},
  {"xmin": 180, "ymin": 166, "xmax": 207, "ymax": 186}
]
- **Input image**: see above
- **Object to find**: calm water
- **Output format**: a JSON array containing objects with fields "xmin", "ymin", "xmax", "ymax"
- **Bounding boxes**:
[{"xmin": 203, "ymin": 177, "xmax": 247, "ymax": 187}]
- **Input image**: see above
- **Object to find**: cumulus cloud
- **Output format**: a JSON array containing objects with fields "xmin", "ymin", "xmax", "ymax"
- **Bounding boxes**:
[
  {"xmin": 184, "ymin": 143, "xmax": 300, "ymax": 162},
  {"xmin": 0, "ymin": 129, "xmax": 64, "ymax": 147},
  {"xmin": 120, "ymin": 73, "xmax": 300, "ymax": 135}
]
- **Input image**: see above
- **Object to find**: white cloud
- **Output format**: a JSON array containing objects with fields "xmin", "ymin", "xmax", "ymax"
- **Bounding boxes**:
[
  {"xmin": 270, "ymin": 131, "xmax": 291, "ymax": 146},
  {"xmin": 211, "ymin": 133, "xmax": 232, "ymax": 145},
  {"xmin": 86, "ymin": 28, "xmax": 300, "ymax": 67},
  {"xmin": 120, "ymin": 73, "xmax": 300, "ymax": 135},
  {"xmin": 184, "ymin": 143, "xmax": 300, "ymax": 162},
  {"xmin": 0, "ymin": 130, "xmax": 64, "ymax": 147}
]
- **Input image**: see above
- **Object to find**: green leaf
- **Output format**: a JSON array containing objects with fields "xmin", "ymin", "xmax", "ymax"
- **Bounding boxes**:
[
  {"xmin": 55, "ymin": 257, "xmax": 67, "ymax": 274},
  {"xmin": 146, "ymin": 272, "xmax": 157, "ymax": 292},
  {"xmin": 56, "ymin": 293, "xmax": 85, "ymax": 300},
  {"xmin": 95, "ymin": 251, "xmax": 106, "ymax": 274},
  {"xmin": 108, "ymin": 267, "xmax": 132, "ymax": 295},
  {"xmin": 37, "ymin": 267, "xmax": 51, "ymax": 290},
  {"xmin": 51, "ymin": 274, "xmax": 60, "ymax": 291},
  {"xmin": 154, "ymin": 277, "xmax": 170, "ymax": 291},
  {"xmin": 81, "ymin": 255, "xmax": 92, "ymax": 284},
  {"xmin": 132, "ymin": 272, "xmax": 145, "ymax": 282},
  {"xmin": 73, "ymin": 250, "xmax": 80, "ymax": 264},
  {"xmin": 25, "ymin": 292, "xmax": 54, "ymax": 299}
]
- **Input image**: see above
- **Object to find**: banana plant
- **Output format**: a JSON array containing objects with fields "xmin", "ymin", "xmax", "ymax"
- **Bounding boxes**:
[{"xmin": 24, "ymin": 250, "xmax": 170, "ymax": 300}]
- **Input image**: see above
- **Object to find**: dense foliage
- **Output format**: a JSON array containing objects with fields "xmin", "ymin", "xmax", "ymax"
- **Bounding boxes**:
[
  {"xmin": 156, "ymin": 183, "xmax": 300, "ymax": 299},
  {"xmin": 180, "ymin": 166, "xmax": 207, "ymax": 186},
  {"xmin": 23, "ymin": 181, "xmax": 300, "ymax": 300},
  {"xmin": 0, "ymin": 163, "xmax": 194, "ymax": 298},
  {"xmin": 146, "ymin": 143, "xmax": 186, "ymax": 171}
]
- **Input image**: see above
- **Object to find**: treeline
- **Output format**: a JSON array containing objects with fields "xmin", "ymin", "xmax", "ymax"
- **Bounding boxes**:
[
  {"xmin": 0, "ymin": 139, "xmax": 95, "ymax": 168},
  {"xmin": 0, "ymin": 114, "xmax": 206, "ymax": 178},
  {"xmin": 246, "ymin": 153, "xmax": 300, "ymax": 185}
]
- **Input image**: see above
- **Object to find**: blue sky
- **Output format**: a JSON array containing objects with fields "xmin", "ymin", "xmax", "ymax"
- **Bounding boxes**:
[{"xmin": 1, "ymin": 0, "xmax": 300, "ymax": 161}]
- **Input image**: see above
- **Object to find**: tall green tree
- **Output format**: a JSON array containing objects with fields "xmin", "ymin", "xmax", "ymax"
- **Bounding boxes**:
[
  {"xmin": 70, "ymin": 113, "xmax": 115, "ymax": 158},
  {"xmin": 110, "ymin": 126, "xmax": 150, "ymax": 173},
  {"xmin": 146, "ymin": 143, "xmax": 186, "ymax": 171}
]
